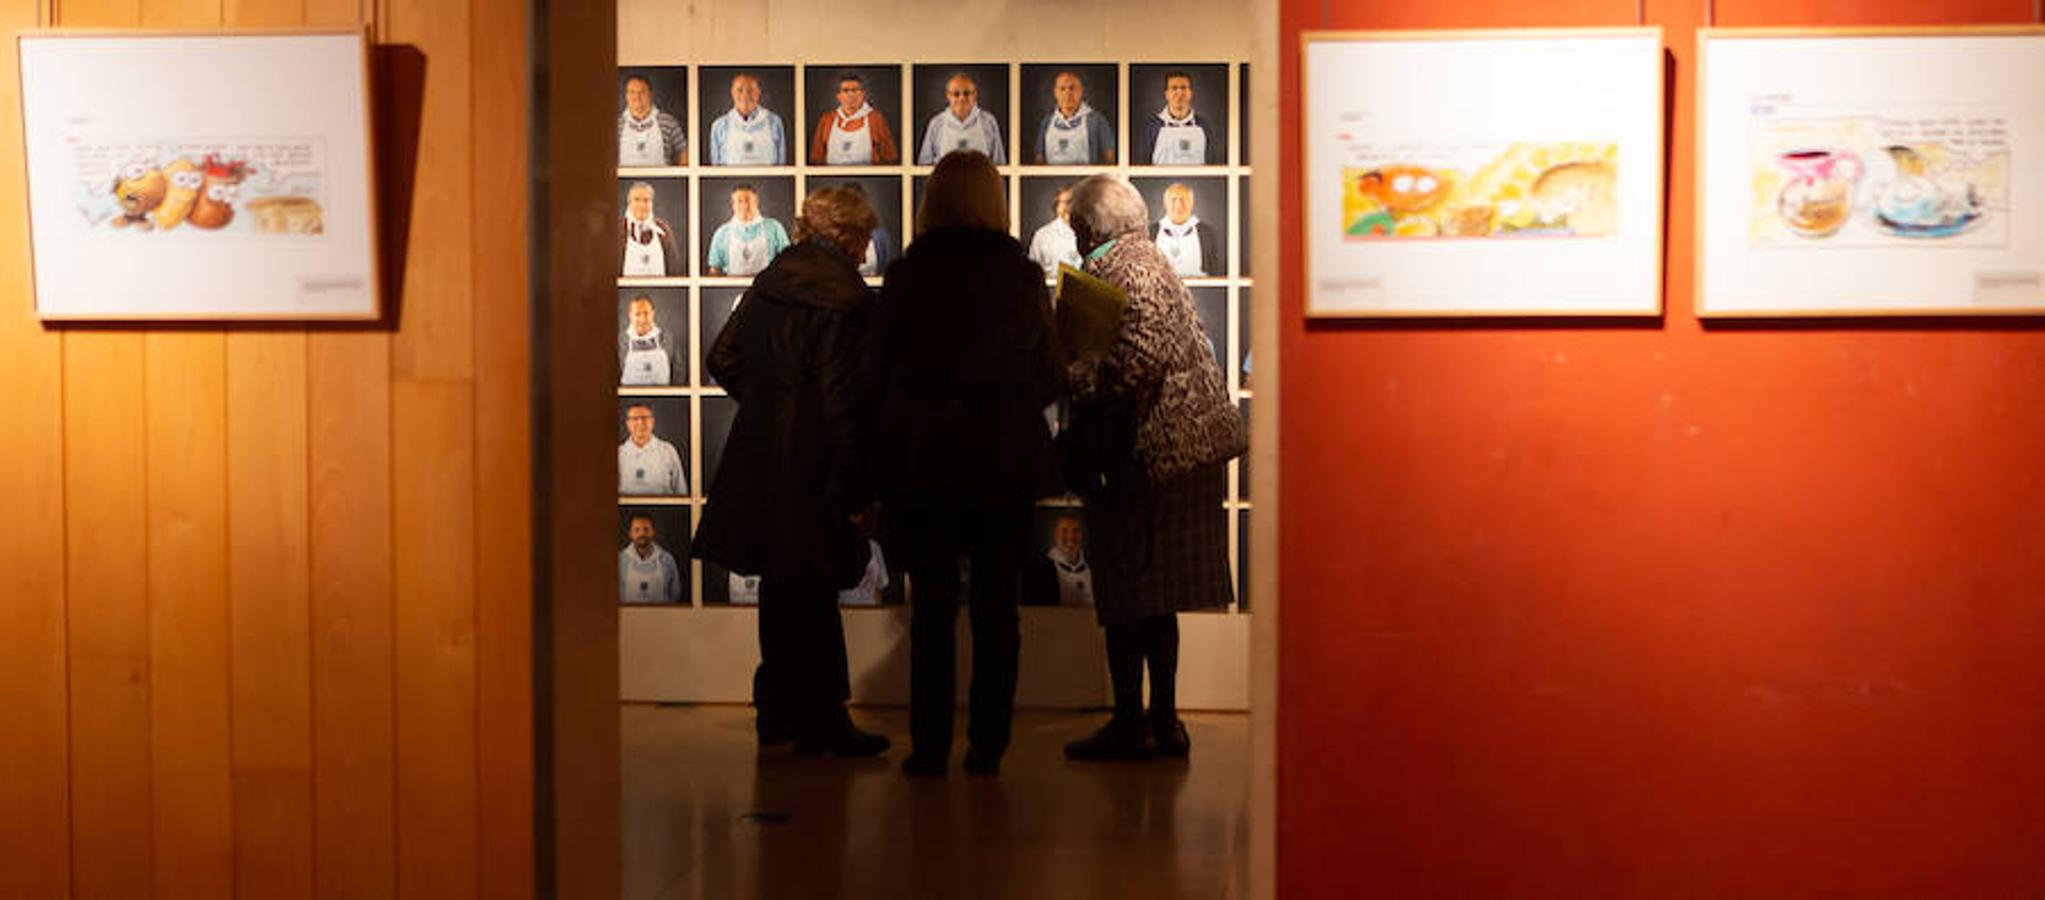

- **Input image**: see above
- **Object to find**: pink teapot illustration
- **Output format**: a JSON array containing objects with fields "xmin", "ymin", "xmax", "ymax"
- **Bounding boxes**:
[{"xmin": 1776, "ymin": 149, "xmax": 1861, "ymax": 238}]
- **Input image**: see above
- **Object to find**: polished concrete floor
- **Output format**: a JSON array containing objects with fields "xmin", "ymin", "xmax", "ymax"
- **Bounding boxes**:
[{"xmin": 622, "ymin": 704, "xmax": 1251, "ymax": 900}]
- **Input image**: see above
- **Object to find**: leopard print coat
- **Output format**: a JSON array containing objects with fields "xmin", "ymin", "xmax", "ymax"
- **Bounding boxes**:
[{"xmin": 1070, "ymin": 231, "xmax": 1247, "ymax": 482}]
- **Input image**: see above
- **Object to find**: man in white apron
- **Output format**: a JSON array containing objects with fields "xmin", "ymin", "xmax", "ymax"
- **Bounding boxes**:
[
  {"xmin": 810, "ymin": 73, "xmax": 900, "ymax": 165},
  {"xmin": 1028, "ymin": 185, "xmax": 1082, "ymax": 277},
  {"xmin": 1032, "ymin": 515, "xmax": 1093, "ymax": 606},
  {"xmin": 705, "ymin": 184, "xmax": 791, "ymax": 277},
  {"xmin": 917, "ymin": 72, "xmax": 1007, "ymax": 164},
  {"xmin": 619, "ymin": 403, "xmax": 687, "ymax": 496},
  {"xmin": 619, "ymin": 74, "xmax": 685, "ymax": 166},
  {"xmin": 1140, "ymin": 71, "xmax": 1220, "ymax": 166},
  {"xmin": 620, "ymin": 514, "xmax": 683, "ymax": 604},
  {"xmin": 708, "ymin": 73, "xmax": 787, "ymax": 166},
  {"xmin": 1152, "ymin": 182, "xmax": 1222, "ymax": 277},
  {"xmin": 618, "ymin": 294, "xmax": 679, "ymax": 386},
  {"xmin": 619, "ymin": 181, "xmax": 682, "ymax": 277},
  {"xmin": 1034, "ymin": 71, "xmax": 1116, "ymax": 165}
]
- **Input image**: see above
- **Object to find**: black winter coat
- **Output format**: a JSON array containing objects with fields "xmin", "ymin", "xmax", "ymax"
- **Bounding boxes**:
[
  {"xmin": 692, "ymin": 239, "xmax": 875, "ymax": 587},
  {"xmin": 875, "ymin": 226, "xmax": 1066, "ymax": 506}
]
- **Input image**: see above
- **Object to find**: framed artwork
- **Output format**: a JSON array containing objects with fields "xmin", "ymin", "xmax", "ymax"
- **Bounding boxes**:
[
  {"xmin": 1020, "ymin": 63, "xmax": 1119, "ymax": 166},
  {"xmin": 618, "ymin": 66, "xmax": 689, "ymax": 167},
  {"xmin": 616, "ymin": 288, "xmax": 687, "ymax": 387},
  {"xmin": 1133, "ymin": 175, "xmax": 1230, "ymax": 278},
  {"xmin": 697, "ymin": 176, "xmax": 794, "ymax": 278},
  {"xmin": 618, "ymin": 177, "xmax": 687, "ymax": 279},
  {"xmin": 802, "ymin": 65, "xmax": 905, "ymax": 166},
  {"xmin": 19, "ymin": 30, "xmax": 378, "ymax": 321},
  {"xmin": 619, "ymin": 506, "xmax": 691, "ymax": 606},
  {"xmin": 911, "ymin": 63, "xmax": 1010, "ymax": 165},
  {"xmin": 1697, "ymin": 28, "xmax": 2045, "ymax": 316},
  {"xmin": 617, "ymin": 397, "xmax": 689, "ymax": 498},
  {"xmin": 1129, "ymin": 63, "xmax": 1230, "ymax": 167},
  {"xmin": 1301, "ymin": 29, "xmax": 1664, "ymax": 317},
  {"xmin": 697, "ymin": 65, "xmax": 795, "ymax": 167}
]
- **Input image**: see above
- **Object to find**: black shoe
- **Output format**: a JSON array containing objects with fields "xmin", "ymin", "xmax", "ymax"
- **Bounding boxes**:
[
  {"xmin": 796, "ymin": 723, "xmax": 891, "ymax": 758},
  {"xmin": 963, "ymin": 747, "xmax": 1002, "ymax": 776},
  {"xmin": 900, "ymin": 752, "xmax": 948, "ymax": 777},
  {"xmin": 1150, "ymin": 717, "xmax": 1190, "ymax": 758},
  {"xmin": 1064, "ymin": 718, "xmax": 1154, "ymax": 761}
]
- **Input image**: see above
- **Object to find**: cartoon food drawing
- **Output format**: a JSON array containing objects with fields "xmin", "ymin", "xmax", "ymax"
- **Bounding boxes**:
[
  {"xmin": 1774, "ymin": 149, "xmax": 1860, "ymax": 238},
  {"xmin": 187, "ymin": 154, "xmax": 250, "ymax": 230},
  {"xmin": 1871, "ymin": 144, "xmax": 1985, "ymax": 239},
  {"xmin": 246, "ymin": 196, "xmax": 325, "ymax": 234},
  {"xmin": 1342, "ymin": 142, "xmax": 1618, "ymax": 239},
  {"xmin": 151, "ymin": 158, "xmax": 202, "ymax": 230},
  {"xmin": 110, "ymin": 161, "xmax": 167, "ymax": 229}
]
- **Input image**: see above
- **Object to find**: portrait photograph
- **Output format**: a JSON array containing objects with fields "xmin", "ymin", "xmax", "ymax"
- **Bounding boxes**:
[
  {"xmin": 616, "ymin": 288, "xmax": 688, "ymax": 387},
  {"xmin": 618, "ymin": 506, "xmax": 691, "ymax": 606},
  {"xmin": 1024, "ymin": 506, "xmax": 1095, "ymax": 608},
  {"xmin": 802, "ymin": 65, "xmax": 905, "ymax": 166},
  {"xmin": 810, "ymin": 175, "xmax": 905, "ymax": 276},
  {"xmin": 617, "ymin": 397, "xmax": 690, "ymax": 498},
  {"xmin": 1020, "ymin": 176, "xmax": 1083, "ymax": 278},
  {"xmin": 1132, "ymin": 175, "xmax": 1231, "ymax": 278},
  {"xmin": 697, "ymin": 65, "xmax": 795, "ymax": 167},
  {"xmin": 911, "ymin": 63, "xmax": 1011, "ymax": 165},
  {"xmin": 1238, "ymin": 64, "xmax": 1251, "ymax": 165},
  {"xmin": 702, "ymin": 559, "xmax": 758, "ymax": 606},
  {"xmin": 1237, "ymin": 285, "xmax": 1253, "ymax": 391},
  {"xmin": 698, "ymin": 176, "xmax": 795, "ymax": 278},
  {"xmin": 618, "ymin": 176, "xmax": 688, "ymax": 278},
  {"xmin": 1236, "ymin": 398, "xmax": 1251, "ymax": 501},
  {"xmin": 698, "ymin": 287, "xmax": 745, "ymax": 386},
  {"xmin": 618, "ymin": 66, "xmax": 689, "ymax": 167},
  {"xmin": 1129, "ymin": 63, "xmax": 1230, "ymax": 167},
  {"xmin": 1020, "ymin": 63, "xmax": 1119, "ymax": 166},
  {"xmin": 1237, "ymin": 174, "xmax": 1252, "ymax": 276}
]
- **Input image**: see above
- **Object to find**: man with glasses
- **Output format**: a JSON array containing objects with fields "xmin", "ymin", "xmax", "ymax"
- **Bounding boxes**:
[
  {"xmin": 918, "ymin": 72, "xmax": 1006, "ymax": 164},
  {"xmin": 811, "ymin": 72, "xmax": 899, "ymax": 165},
  {"xmin": 618, "ymin": 403, "xmax": 687, "ymax": 496}
]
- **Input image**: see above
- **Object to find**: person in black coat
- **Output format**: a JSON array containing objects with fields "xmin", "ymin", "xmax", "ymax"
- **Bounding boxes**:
[
  {"xmin": 878, "ymin": 151, "xmax": 1066, "ymax": 776},
  {"xmin": 693, "ymin": 185, "xmax": 889, "ymax": 757}
]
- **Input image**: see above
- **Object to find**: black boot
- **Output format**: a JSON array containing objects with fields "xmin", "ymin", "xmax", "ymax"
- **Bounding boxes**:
[
  {"xmin": 1063, "ymin": 717, "xmax": 1154, "ymax": 761},
  {"xmin": 1150, "ymin": 716, "xmax": 1190, "ymax": 758},
  {"xmin": 795, "ymin": 709, "xmax": 891, "ymax": 758}
]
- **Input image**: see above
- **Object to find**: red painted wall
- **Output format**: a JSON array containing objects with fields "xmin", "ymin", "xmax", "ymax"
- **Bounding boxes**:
[{"xmin": 1277, "ymin": 0, "xmax": 2045, "ymax": 895}]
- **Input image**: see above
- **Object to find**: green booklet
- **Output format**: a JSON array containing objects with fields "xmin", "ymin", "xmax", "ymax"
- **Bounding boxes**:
[{"xmin": 1054, "ymin": 263, "xmax": 1126, "ymax": 361}]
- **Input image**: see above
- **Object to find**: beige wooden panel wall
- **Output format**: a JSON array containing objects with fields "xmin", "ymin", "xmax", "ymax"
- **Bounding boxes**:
[{"xmin": 0, "ymin": 0, "xmax": 544, "ymax": 896}]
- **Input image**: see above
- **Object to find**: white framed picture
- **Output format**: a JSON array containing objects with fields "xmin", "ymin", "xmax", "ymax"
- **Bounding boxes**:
[
  {"xmin": 1301, "ymin": 29, "xmax": 1664, "ymax": 317},
  {"xmin": 18, "ymin": 29, "xmax": 379, "ymax": 321},
  {"xmin": 1697, "ymin": 28, "xmax": 2045, "ymax": 317}
]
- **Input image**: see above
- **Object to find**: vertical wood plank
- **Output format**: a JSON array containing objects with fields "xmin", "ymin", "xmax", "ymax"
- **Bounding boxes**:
[
  {"xmin": 64, "ymin": 333, "xmax": 155, "ymax": 900},
  {"xmin": 309, "ymin": 331, "xmax": 397, "ymax": 900},
  {"xmin": 392, "ymin": 381, "xmax": 480, "ymax": 900},
  {"xmin": 144, "ymin": 331, "xmax": 234, "ymax": 900},
  {"xmin": 471, "ymin": 0, "xmax": 535, "ymax": 895},
  {"xmin": 51, "ymin": 3, "xmax": 151, "ymax": 898},
  {"xmin": 0, "ymin": 0, "xmax": 71, "ymax": 891},
  {"xmin": 228, "ymin": 332, "xmax": 315, "ymax": 900},
  {"xmin": 387, "ymin": 0, "xmax": 475, "ymax": 381}
]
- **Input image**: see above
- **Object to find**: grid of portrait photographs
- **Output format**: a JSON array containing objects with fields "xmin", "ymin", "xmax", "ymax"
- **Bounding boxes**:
[{"xmin": 615, "ymin": 61, "xmax": 1253, "ymax": 611}]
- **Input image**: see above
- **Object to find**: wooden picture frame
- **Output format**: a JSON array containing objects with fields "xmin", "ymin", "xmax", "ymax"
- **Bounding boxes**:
[
  {"xmin": 1696, "ymin": 26, "xmax": 2045, "ymax": 318},
  {"xmin": 18, "ymin": 28, "xmax": 380, "ymax": 321},
  {"xmin": 1300, "ymin": 28, "xmax": 1665, "ymax": 318}
]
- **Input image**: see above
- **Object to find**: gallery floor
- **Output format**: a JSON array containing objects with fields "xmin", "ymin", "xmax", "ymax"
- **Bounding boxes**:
[{"xmin": 623, "ymin": 704, "xmax": 1252, "ymax": 900}]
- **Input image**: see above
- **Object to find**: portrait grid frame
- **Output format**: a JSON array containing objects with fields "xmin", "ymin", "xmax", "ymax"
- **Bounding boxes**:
[{"xmin": 613, "ymin": 58, "xmax": 1256, "ymax": 613}]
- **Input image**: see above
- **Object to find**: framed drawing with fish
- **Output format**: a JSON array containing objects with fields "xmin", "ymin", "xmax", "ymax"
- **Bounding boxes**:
[
  {"xmin": 1698, "ymin": 28, "xmax": 2045, "ymax": 316},
  {"xmin": 18, "ymin": 29, "xmax": 379, "ymax": 321},
  {"xmin": 1300, "ymin": 29, "xmax": 1664, "ymax": 317}
]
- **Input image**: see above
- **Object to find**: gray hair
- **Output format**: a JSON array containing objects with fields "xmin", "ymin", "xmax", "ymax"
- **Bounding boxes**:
[{"xmin": 1066, "ymin": 175, "xmax": 1149, "ymax": 239}]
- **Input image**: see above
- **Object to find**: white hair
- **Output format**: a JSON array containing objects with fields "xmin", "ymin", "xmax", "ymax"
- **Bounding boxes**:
[{"xmin": 1067, "ymin": 175, "xmax": 1149, "ymax": 239}]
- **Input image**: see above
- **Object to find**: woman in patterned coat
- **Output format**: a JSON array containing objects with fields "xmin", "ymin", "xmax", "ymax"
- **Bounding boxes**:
[{"xmin": 1061, "ymin": 174, "xmax": 1246, "ymax": 761}]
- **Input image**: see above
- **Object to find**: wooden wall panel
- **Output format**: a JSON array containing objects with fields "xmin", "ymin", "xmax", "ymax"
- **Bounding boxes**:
[
  {"xmin": 227, "ymin": 333, "xmax": 315, "ymax": 900},
  {"xmin": 0, "ymin": 1, "xmax": 68, "ymax": 897},
  {"xmin": 0, "ymin": 0, "xmax": 583, "ymax": 894},
  {"xmin": 391, "ymin": 382, "xmax": 480, "ymax": 900},
  {"xmin": 143, "ymin": 332, "xmax": 234, "ymax": 899},
  {"xmin": 63, "ymin": 333, "xmax": 154, "ymax": 900},
  {"xmin": 471, "ymin": 0, "xmax": 536, "ymax": 892},
  {"xmin": 308, "ymin": 331, "xmax": 398, "ymax": 900}
]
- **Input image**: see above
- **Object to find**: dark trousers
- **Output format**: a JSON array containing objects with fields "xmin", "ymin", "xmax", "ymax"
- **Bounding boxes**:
[
  {"xmin": 754, "ymin": 578, "xmax": 851, "ymax": 741},
  {"xmin": 1105, "ymin": 613, "xmax": 1179, "ymax": 724},
  {"xmin": 900, "ymin": 501, "xmax": 1029, "ymax": 758}
]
